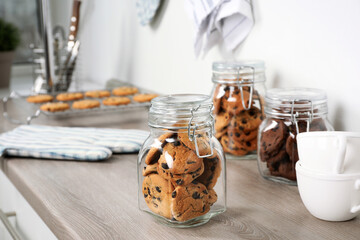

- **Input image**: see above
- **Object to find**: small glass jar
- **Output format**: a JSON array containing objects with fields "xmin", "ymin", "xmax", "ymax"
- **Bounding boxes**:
[
  {"xmin": 138, "ymin": 94, "xmax": 226, "ymax": 227},
  {"xmin": 211, "ymin": 61, "xmax": 266, "ymax": 159},
  {"xmin": 257, "ymin": 88, "xmax": 334, "ymax": 185}
]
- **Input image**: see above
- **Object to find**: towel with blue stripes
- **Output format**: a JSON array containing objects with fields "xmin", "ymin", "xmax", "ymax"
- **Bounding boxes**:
[{"xmin": 0, "ymin": 125, "xmax": 150, "ymax": 161}]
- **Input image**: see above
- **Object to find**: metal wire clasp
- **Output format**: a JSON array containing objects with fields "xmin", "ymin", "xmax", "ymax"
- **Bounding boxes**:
[
  {"xmin": 290, "ymin": 99, "xmax": 314, "ymax": 134},
  {"xmin": 236, "ymin": 66, "xmax": 255, "ymax": 110},
  {"xmin": 187, "ymin": 105, "xmax": 214, "ymax": 158}
]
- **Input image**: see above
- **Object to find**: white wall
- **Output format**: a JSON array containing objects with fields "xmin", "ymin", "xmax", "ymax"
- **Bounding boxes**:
[{"xmin": 76, "ymin": 0, "xmax": 360, "ymax": 131}]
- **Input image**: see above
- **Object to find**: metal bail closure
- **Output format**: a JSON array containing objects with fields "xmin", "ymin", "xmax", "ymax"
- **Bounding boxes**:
[
  {"xmin": 187, "ymin": 106, "xmax": 214, "ymax": 158},
  {"xmin": 236, "ymin": 66, "xmax": 255, "ymax": 111},
  {"xmin": 290, "ymin": 99, "xmax": 314, "ymax": 135}
]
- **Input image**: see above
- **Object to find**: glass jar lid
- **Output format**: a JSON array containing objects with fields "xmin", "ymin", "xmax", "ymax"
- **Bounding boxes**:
[
  {"xmin": 149, "ymin": 94, "xmax": 215, "ymax": 158},
  {"xmin": 149, "ymin": 94, "xmax": 213, "ymax": 129},
  {"xmin": 265, "ymin": 88, "xmax": 328, "ymax": 120},
  {"xmin": 212, "ymin": 60, "xmax": 265, "ymax": 84}
]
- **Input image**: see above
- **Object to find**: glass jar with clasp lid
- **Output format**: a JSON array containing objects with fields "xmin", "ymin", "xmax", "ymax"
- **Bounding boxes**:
[
  {"xmin": 138, "ymin": 94, "xmax": 226, "ymax": 227},
  {"xmin": 211, "ymin": 61, "xmax": 266, "ymax": 159},
  {"xmin": 257, "ymin": 88, "xmax": 334, "ymax": 185}
]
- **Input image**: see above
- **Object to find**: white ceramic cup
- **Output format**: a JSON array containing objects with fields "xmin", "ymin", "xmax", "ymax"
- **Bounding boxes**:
[
  {"xmin": 296, "ymin": 161, "xmax": 360, "ymax": 221},
  {"xmin": 297, "ymin": 131, "xmax": 360, "ymax": 174}
]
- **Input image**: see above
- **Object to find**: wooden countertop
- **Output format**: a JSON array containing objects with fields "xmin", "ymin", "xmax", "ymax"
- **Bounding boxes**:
[{"xmin": 1, "ymin": 105, "xmax": 359, "ymax": 240}]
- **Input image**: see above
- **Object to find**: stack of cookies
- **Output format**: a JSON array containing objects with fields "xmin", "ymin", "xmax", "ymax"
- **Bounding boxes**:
[
  {"xmin": 142, "ymin": 132, "xmax": 221, "ymax": 222},
  {"xmin": 259, "ymin": 118, "xmax": 327, "ymax": 180},
  {"xmin": 213, "ymin": 84, "xmax": 264, "ymax": 156}
]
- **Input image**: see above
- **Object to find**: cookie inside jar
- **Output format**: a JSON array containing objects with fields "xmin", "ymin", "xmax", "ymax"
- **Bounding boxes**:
[
  {"xmin": 257, "ymin": 88, "xmax": 334, "ymax": 185},
  {"xmin": 138, "ymin": 94, "xmax": 226, "ymax": 227},
  {"xmin": 211, "ymin": 61, "xmax": 266, "ymax": 159}
]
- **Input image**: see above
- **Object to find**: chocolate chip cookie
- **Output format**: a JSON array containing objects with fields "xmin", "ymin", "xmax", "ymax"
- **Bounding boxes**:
[
  {"xmin": 143, "ymin": 173, "xmax": 174, "ymax": 219},
  {"xmin": 56, "ymin": 92, "xmax": 84, "ymax": 101},
  {"xmin": 197, "ymin": 153, "xmax": 221, "ymax": 189},
  {"xmin": 102, "ymin": 96, "xmax": 131, "ymax": 106},
  {"xmin": 285, "ymin": 132, "xmax": 298, "ymax": 163},
  {"xmin": 164, "ymin": 163, "xmax": 205, "ymax": 186},
  {"xmin": 72, "ymin": 99, "xmax": 100, "ymax": 109},
  {"xmin": 133, "ymin": 94, "xmax": 159, "ymax": 103},
  {"xmin": 228, "ymin": 107, "xmax": 263, "ymax": 132},
  {"xmin": 112, "ymin": 87, "xmax": 138, "ymax": 96},
  {"xmin": 142, "ymin": 163, "xmax": 158, "ymax": 176},
  {"xmin": 157, "ymin": 144, "xmax": 204, "ymax": 185},
  {"xmin": 171, "ymin": 182, "xmax": 211, "ymax": 221},
  {"xmin": 207, "ymin": 188, "xmax": 218, "ymax": 205},
  {"xmin": 270, "ymin": 160, "xmax": 296, "ymax": 181},
  {"xmin": 145, "ymin": 132, "xmax": 176, "ymax": 165},
  {"xmin": 212, "ymin": 84, "xmax": 227, "ymax": 114},
  {"xmin": 40, "ymin": 102, "xmax": 70, "ymax": 112},
  {"xmin": 221, "ymin": 135, "xmax": 248, "ymax": 156},
  {"xmin": 223, "ymin": 87, "xmax": 251, "ymax": 115},
  {"xmin": 215, "ymin": 112, "xmax": 231, "ymax": 132},
  {"xmin": 85, "ymin": 90, "xmax": 111, "ymax": 98},
  {"xmin": 259, "ymin": 119, "xmax": 289, "ymax": 155},
  {"xmin": 178, "ymin": 131, "xmax": 212, "ymax": 156},
  {"xmin": 227, "ymin": 128, "xmax": 258, "ymax": 143},
  {"xmin": 26, "ymin": 94, "xmax": 54, "ymax": 103}
]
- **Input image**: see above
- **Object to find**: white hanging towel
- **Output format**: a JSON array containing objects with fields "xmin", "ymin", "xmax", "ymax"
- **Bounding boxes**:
[{"xmin": 185, "ymin": 0, "xmax": 254, "ymax": 57}]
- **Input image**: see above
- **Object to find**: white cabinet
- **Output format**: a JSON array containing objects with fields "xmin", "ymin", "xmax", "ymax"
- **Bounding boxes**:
[{"xmin": 0, "ymin": 171, "xmax": 57, "ymax": 240}]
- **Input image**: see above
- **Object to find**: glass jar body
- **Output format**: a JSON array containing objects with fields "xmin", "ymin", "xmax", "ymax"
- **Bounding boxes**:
[
  {"xmin": 211, "ymin": 81, "xmax": 266, "ymax": 159},
  {"xmin": 257, "ymin": 115, "xmax": 333, "ymax": 185},
  {"xmin": 138, "ymin": 127, "xmax": 226, "ymax": 227}
]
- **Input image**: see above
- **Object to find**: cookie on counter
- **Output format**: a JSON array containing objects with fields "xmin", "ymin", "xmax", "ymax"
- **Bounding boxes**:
[
  {"xmin": 56, "ymin": 92, "xmax": 84, "ymax": 101},
  {"xmin": 85, "ymin": 90, "xmax": 111, "ymax": 98},
  {"xmin": 133, "ymin": 94, "xmax": 159, "ymax": 103},
  {"xmin": 112, "ymin": 87, "xmax": 138, "ymax": 96},
  {"xmin": 40, "ymin": 102, "xmax": 70, "ymax": 112},
  {"xmin": 26, "ymin": 95, "xmax": 54, "ymax": 103},
  {"xmin": 102, "ymin": 97, "xmax": 131, "ymax": 106},
  {"xmin": 143, "ymin": 173, "xmax": 174, "ymax": 219},
  {"xmin": 72, "ymin": 99, "xmax": 100, "ymax": 109}
]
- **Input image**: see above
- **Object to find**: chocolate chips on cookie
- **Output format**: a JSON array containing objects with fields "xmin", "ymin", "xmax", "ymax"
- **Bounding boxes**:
[{"xmin": 171, "ymin": 182, "xmax": 215, "ymax": 222}]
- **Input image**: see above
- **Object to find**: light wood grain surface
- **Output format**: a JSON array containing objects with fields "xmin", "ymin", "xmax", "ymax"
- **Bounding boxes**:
[{"xmin": 0, "ymin": 103, "xmax": 359, "ymax": 240}]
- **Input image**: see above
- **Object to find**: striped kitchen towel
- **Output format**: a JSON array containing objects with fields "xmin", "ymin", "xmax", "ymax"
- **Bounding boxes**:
[{"xmin": 0, "ymin": 125, "xmax": 150, "ymax": 161}]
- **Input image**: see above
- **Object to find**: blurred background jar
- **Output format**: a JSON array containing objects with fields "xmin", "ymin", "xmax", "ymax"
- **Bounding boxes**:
[
  {"xmin": 257, "ymin": 88, "xmax": 334, "ymax": 185},
  {"xmin": 138, "ymin": 94, "xmax": 226, "ymax": 227},
  {"xmin": 211, "ymin": 61, "xmax": 266, "ymax": 160}
]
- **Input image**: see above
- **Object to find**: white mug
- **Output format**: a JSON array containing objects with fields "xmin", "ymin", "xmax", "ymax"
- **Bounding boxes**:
[
  {"xmin": 297, "ymin": 131, "xmax": 360, "ymax": 174},
  {"xmin": 296, "ymin": 161, "xmax": 360, "ymax": 221}
]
